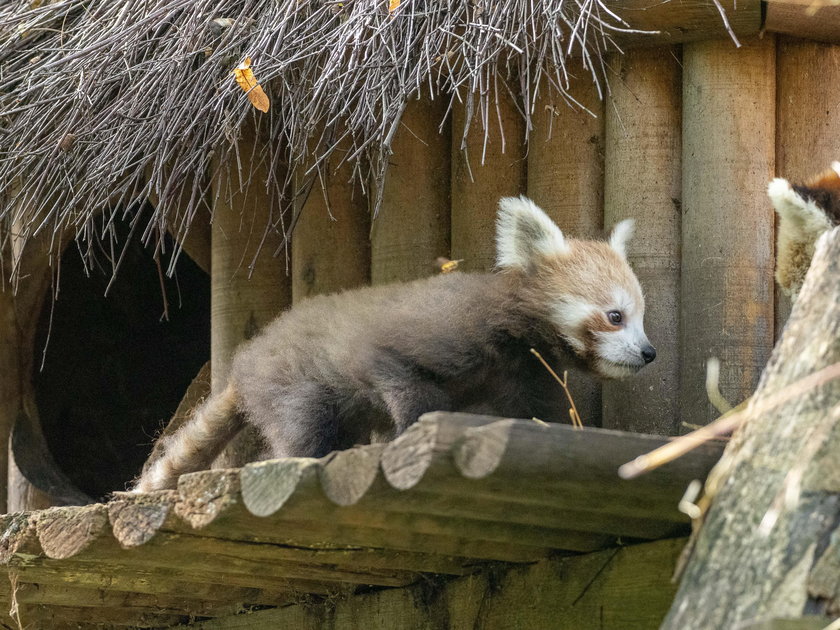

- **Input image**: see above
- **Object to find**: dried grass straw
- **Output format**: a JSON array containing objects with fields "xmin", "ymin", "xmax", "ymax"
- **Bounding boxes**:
[{"xmin": 0, "ymin": 0, "xmax": 680, "ymax": 279}]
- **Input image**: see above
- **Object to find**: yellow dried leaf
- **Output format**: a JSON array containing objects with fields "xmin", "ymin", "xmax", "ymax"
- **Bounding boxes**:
[
  {"xmin": 232, "ymin": 57, "xmax": 270, "ymax": 113},
  {"xmin": 389, "ymin": 0, "xmax": 400, "ymax": 13}
]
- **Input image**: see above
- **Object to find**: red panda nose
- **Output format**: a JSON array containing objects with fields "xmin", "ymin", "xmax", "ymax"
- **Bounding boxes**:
[{"xmin": 641, "ymin": 345, "xmax": 657, "ymax": 364}]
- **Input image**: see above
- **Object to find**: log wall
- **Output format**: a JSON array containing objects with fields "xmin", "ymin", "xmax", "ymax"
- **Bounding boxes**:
[{"xmin": 9, "ymin": 34, "xmax": 840, "ymax": 515}]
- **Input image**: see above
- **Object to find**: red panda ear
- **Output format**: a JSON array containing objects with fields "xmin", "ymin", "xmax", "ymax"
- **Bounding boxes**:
[
  {"xmin": 496, "ymin": 196, "xmax": 569, "ymax": 271},
  {"xmin": 609, "ymin": 219, "xmax": 635, "ymax": 259}
]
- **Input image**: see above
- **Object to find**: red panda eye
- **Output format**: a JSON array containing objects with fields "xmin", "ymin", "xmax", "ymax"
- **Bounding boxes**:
[{"xmin": 608, "ymin": 311, "xmax": 622, "ymax": 325}]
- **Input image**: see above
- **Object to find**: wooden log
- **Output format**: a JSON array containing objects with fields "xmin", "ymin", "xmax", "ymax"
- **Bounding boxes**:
[
  {"xmin": 211, "ymin": 121, "xmax": 291, "ymax": 466},
  {"xmin": 773, "ymin": 37, "xmax": 840, "ymax": 330},
  {"xmin": 291, "ymin": 133, "xmax": 369, "ymax": 302},
  {"xmin": 680, "ymin": 37, "xmax": 776, "ymax": 427},
  {"xmin": 451, "ymin": 88, "xmax": 526, "ymax": 272},
  {"xmin": 662, "ymin": 226, "xmax": 840, "ymax": 628},
  {"xmin": 607, "ymin": 0, "xmax": 760, "ymax": 48},
  {"xmin": 11, "ymin": 603, "xmax": 186, "ymax": 628},
  {"xmin": 765, "ymin": 0, "xmax": 840, "ymax": 44},
  {"xmin": 602, "ymin": 47, "xmax": 682, "ymax": 435},
  {"xmin": 452, "ymin": 418, "xmax": 723, "ymax": 514},
  {"xmin": 192, "ymin": 538, "xmax": 686, "ymax": 630},
  {"xmin": 527, "ymin": 63, "xmax": 605, "ymax": 426},
  {"xmin": 9, "ymin": 582, "xmax": 241, "ymax": 617},
  {"xmin": 371, "ymin": 97, "xmax": 450, "ymax": 285}
]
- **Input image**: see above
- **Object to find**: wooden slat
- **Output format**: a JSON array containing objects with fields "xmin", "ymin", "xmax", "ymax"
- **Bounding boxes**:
[
  {"xmin": 371, "ymin": 97, "xmax": 450, "ymax": 285},
  {"xmin": 291, "ymin": 131, "xmax": 369, "ymax": 302},
  {"xmin": 451, "ymin": 88, "xmax": 526, "ymax": 272},
  {"xmin": 765, "ymin": 0, "xmax": 840, "ymax": 44},
  {"xmin": 602, "ymin": 47, "xmax": 683, "ymax": 436},
  {"xmin": 680, "ymin": 36, "xmax": 776, "ymax": 426},
  {"xmin": 192, "ymin": 538, "xmax": 686, "ymax": 630}
]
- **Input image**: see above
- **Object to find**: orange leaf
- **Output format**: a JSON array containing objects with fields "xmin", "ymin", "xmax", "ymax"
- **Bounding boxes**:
[
  {"xmin": 232, "ymin": 57, "xmax": 270, "ymax": 113},
  {"xmin": 389, "ymin": 0, "xmax": 400, "ymax": 13}
]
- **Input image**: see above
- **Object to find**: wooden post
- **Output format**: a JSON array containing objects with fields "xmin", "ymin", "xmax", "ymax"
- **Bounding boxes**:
[
  {"xmin": 602, "ymin": 48, "xmax": 682, "ymax": 435},
  {"xmin": 211, "ymin": 121, "xmax": 291, "ymax": 466},
  {"xmin": 371, "ymin": 97, "xmax": 451, "ymax": 285},
  {"xmin": 774, "ymin": 37, "xmax": 840, "ymax": 331},
  {"xmin": 662, "ymin": 226, "xmax": 840, "ymax": 628},
  {"xmin": 451, "ymin": 89, "xmax": 526, "ymax": 272},
  {"xmin": 291, "ymin": 137, "xmax": 370, "ymax": 302},
  {"xmin": 680, "ymin": 37, "xmax": 776, "ymax": 427},
  {"xmin": 527, "ymin": 63, "xmax": 605, "ymax": 426}
]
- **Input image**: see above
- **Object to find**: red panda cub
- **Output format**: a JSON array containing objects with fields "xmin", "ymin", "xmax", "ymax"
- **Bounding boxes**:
[
  {"xmin": 134, "ymin": 196, "xmax": 655, "ymax": 492},
  {"xmin": 768, "ymin": 162, "xmax": 840, "ymax": 301}
]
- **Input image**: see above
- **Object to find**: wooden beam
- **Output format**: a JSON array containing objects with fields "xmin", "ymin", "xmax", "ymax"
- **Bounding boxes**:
[
  {"xmin": 765, "ymin": 1, "xmax": 840, "ymax": 44},
  {"xmin": 680, "ymin": 36, "xmax": 776, "ymax": 426},
  {"xmin": 608, "ymin": 0, "xmax": 760, "ymax": 47},
  {"xmin": 602, "ymin": 47, "xmax": 683, "ymax": 435},
  {"xmin": 191, "ymin": 538, "xmax": 687, "ymax": 630}
]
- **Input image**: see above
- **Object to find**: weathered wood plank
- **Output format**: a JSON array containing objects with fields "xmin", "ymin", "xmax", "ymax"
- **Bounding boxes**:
[
  {"xmin": 292, "ymin": 131, "xmax": 369, "ymax": 302},
  {"xmin": 192, "ymin": 538, "xmax": 686, "ymax": 630},
  {"xmin": 371, "ymin": 97, "xmax": 450, "ymax": 285},
  {"xmin": 451, "ymin": 87, "xmax": 526, "ymax": 272},
  {"xmin": 765, "ymin": 1, "xmax": 840, "ymax": 44},
  {"xmin": 602, "ymin": 47, "xmax": 682, "ymax": 436},
  {"xmin": 680, "ymin": 36, "xmax": 776, "ymax": 426},
  {"xmin": 10, "ymin": 603, "xmax": 186, "ymax": 628}
]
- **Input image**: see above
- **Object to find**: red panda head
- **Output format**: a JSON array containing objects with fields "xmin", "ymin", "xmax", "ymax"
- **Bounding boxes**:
[{"xmin": 496, "ymin": 196, "xmax": 655, "ymax": 379}]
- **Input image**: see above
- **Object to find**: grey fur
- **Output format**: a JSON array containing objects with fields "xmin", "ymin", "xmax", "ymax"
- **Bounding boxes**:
[{"xmin": 134, "ymin": 197, "xmax": 652, "ymax": 492}]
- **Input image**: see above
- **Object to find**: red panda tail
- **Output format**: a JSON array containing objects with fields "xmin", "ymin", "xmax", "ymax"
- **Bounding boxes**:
[{"xmin": 132, "ymin": 384, "xmax": 244, "ymax": 493}]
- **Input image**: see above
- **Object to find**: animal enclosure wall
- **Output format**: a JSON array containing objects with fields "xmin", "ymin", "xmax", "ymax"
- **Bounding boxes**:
[
  {"xmin": 4, "ymin": 26, "xmax": 840, "ymax": 512},
  {"xmin": 288, "ymin": 35, "xmax": 840, "ymax": 437}
]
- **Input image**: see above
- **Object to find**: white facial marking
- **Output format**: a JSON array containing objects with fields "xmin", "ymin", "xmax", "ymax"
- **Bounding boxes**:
[{"xmin": 550, "ymin": 298, "xmax": 593, "ymax": 353}]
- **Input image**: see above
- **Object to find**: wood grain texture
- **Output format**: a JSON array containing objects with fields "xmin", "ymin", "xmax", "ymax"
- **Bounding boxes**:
[
  {"xmin": 663, "ymin": 226, "xmax": 840, "ymax": 628},
  {"xmin": 371, "ymin": 98, "xmax": 451, "ymax": 285},
  {"xmin": 680, "ymin": 36, "xmax": 776, "ymax": 427},
  {"xmin": 774, "ymin": 37, "xmax": 840, "ymax": 331},
  {"xmin": 291, "ymin": 134, "xmax": 370, "ymax": 302},
  {"xmin": 766, "ymin": 1, "xmax": 840, "ymax": 44},
  {"xmin": 193, "ymin": 538, "xmax": 686, "ymax": 630},
  {"xmin": 527, "ymin": 63, "xmax": 606, "ymax": 426},
  {"xmin": 451, "ymin": 88, "xmax": 526, "ymax": 272},
  {"xmin": 602, "ymin": 47, "xmax": 683, "ymax": 435}
]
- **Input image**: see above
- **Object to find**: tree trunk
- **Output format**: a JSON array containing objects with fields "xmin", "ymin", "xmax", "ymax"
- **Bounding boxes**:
[{"xmin": 662, "ymin": 226, "xmax": 840, "ymax": 628}]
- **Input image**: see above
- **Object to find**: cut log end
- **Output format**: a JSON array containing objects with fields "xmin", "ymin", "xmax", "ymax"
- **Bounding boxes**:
[
  {"xmin": 240, "ymin": 458, "xmax": 319, "ymax": 517},
  {"xmin": 319, "ymin": 444, "xmax": 385, "ymax": 506},
  {"xmin": 453, "ymin": 420, "xmax": 517, "ymax": 480}
]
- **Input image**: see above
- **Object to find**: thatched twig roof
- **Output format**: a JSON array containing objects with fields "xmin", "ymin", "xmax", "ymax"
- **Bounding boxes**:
[{"xmin": 0, "ymin": 0, "xmax": 733, "ymax": 277}]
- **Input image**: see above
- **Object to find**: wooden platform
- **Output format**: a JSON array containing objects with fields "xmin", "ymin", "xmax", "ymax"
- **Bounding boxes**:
[{"xmin": 0, "ymin": 413, "xmax": 723, "ymax": 628}]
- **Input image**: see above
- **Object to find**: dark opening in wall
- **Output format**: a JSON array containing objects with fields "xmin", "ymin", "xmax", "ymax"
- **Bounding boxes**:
[{"xmin": 34, "ymin": 212, "xmax": 210, "ymax": 500}]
